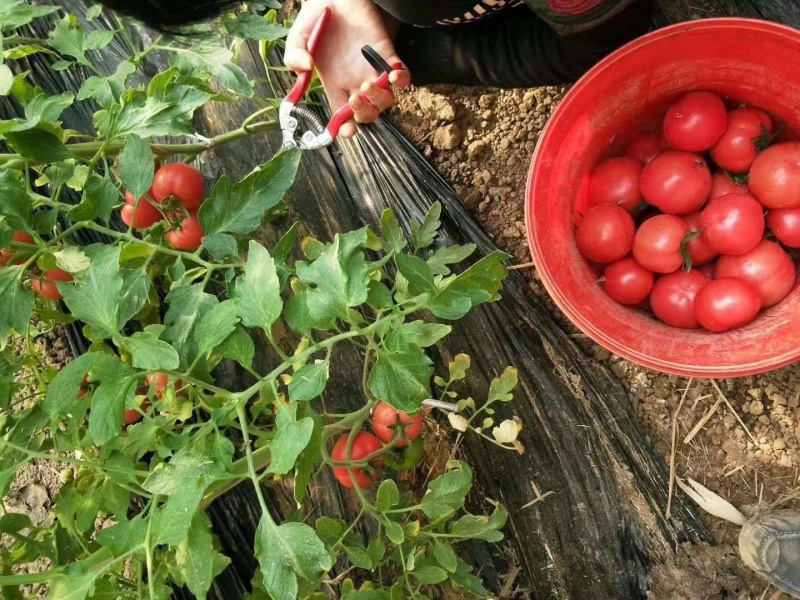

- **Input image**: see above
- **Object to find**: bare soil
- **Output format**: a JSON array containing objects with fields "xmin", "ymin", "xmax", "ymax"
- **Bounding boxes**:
[{"xmin": 391, "ymin": 83, "xmax": 800, "ymax": 599}]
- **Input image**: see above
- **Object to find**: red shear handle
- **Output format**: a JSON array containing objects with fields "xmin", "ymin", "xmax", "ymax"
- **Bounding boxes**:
[
  {"xmin": 285, "ymin": 7, "xmax": 333, "ymax": 104},
  {"xmin": 326, "ymin": 62, "xmax": 404, "ymax": 139}
]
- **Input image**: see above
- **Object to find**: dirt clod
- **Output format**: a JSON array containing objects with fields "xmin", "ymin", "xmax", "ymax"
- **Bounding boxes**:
[{"xmin": 433, "ymin": 123, "xmax": 463, "ymax": 150}]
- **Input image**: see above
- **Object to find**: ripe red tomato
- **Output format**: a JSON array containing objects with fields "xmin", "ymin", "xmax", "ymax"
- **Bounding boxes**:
[
  {"xmin": 650, "ymin": 269, "xmax": 710, "ymax": 329},
  {"xmin": 124, "ymin": 399, "xmax": 151, "ymax": 425},
  {"xmin": 639, "ymin": 151, "xmax": 711, "ymax": 215},
  {"xmin": 575, "ymin": 205, "xmax": 635, "ymax": 264},
  {"xmin": 121, "ymin": 191, "xmax": 161, "ymax": 229},
  {"xmin": 715, "ymin": 240, "xmax": 795, "ymax": 307},
  {"xmin": 710, "ymin": 108, "xmax": 773, "ymax": 173},
  {"xmin": 331, "ymin": 432, "xmax": 384, "ymax": 489},
  {"xmin": 0, "ymin": 231, "xmax": 35, "ymax": 266},
  {"xmin": 749, "ymin": 142, "xmax": 800, "ymax": 209},
  {"xmin": 370, "ymin": 402, "xmax": 423, "ymax": 447},
  {"xmin": 632, "ymin": 214, "xmax": 689, "ymax": 273},
  {"xmin": 700, "ymin": 194, "xmax": 765, "ymax": 256},
  {"xmin": 709, "ymin": 171, "xmax": 749, "ymax": 200},
  {"xmin": 694, "ymin": 278, "xmax": 762, "ymax": 332},
  {"xmin": 152, "ymin": 163, "xmax": 205, "ymax": 210},
  {"xmin": 587, "ymin": 157, "xmax": 643, "ymax": 212},
  {"xmin": 767, "ymin": 207, "xmax": 800, "ymax": 247},
  {"xmin": 145, "ymin": 372, "xmax": 170, "ymax": 398},
  {"xmin": 623, "ymin": 130, "xmax": 666, "ymax": 164},
  {"xmin": 682, "ymin": 212, "xmax": 718, "ymax": 267},
  {"xmin": 663, "ymin": 91, "xmax": 727, "ymax": 152},
  {"xmin": 602, "ymin": 258, "xmax": 654, "ymax": 305},
  {"xmin": 31, "ymin": 268, "xmax": 73, "ymax": 300},
  {"xmin": 165, "ymin": 214, "xmax": 204, "ymax": 251}
]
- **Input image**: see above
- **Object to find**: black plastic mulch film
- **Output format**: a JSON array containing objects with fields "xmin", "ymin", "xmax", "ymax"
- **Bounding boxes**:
[{"xmin": 10, "ymin": 0, "xmax": 796, "ymax": 598}]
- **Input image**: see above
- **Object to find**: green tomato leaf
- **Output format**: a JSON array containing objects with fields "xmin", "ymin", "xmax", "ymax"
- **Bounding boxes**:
[
  {"xmin": 409, "ymin": 202, "xmax": 441, "ymax": 250},
  {"xmin": 375, "ymin": 480, "xmax": 400, "ymax": 512},
  {"xmin": 395, "ymin": 253, "xmax": 435, "ymax": 296},
  {"xmin": 223, "ymin": 13, "xmax": 289, "ymax": 40},
  {"xmin": 84, "ymin": 29, "xmax": 114, "ymax": 51},
  {"xmin": 428, "ymin": 250, "xmax": 509, "ymax": 320},
  {"xmin": 47, "ymin": 16, "xmax": 89, "ymax": 66},
  {"xmin": 175, "ymin": 511, "xmax": 231, "ymax": 599},
  {"xmin": 202, "ymin": 232, "xmax": 238, "ymax": 260},
  {"xmin": 48, "ymin": 566, "xmax": 97, "ymax": 600},
  {"xmin": 366, "ymin": 280, "xmax": 393, "ymax": 310},
  {"xmin": 0, "ymin": 64, "xmax": 11, "ymax": 96},
  {"xmin": 77, "ymin": 60, "xmax": 135, "ymax": 109},
  {"xmin": 412, "ymin": 566, "xmax": 448, "ymax": 585},
  {"xmin": 53, "ymin": 246, "xmax": 90, "ymax": 274},
  {"xmin": 254, "ymin": 518, "xmax": 332, "ymax": 600},
  {"xmin": 427, "ymin": 243, "xmax": 476, "ymax": 275},
  {"xmin": 199, "ymin": 150, "xmax": 300, "ymax": 236},
  {"xmin": 90, "ymin": 375, "xmax": 137, "ymax": 447},
  {"xmin": 420, "ymin": 461, "xmax": 472, "ymax": 520},
  {"xmin": 432, "ymin": 542, "xmax": 458, "ymax": 573},
  {"xmin": 0, "ymin": 267, "xmax": 34, "ymax": 349},
  {"xmin": 368, "ymin": 346, "xmax": 433, "ymax": 413},
  {"xmin": 379, "ymin": 209, "xmax": 406, "ymax": 254},
  {"xmin": 367, "ymin": 537, "xmax": 386, "ymax": 567},
  {"xmin": 163, "ymin": 284, "xmax": 218, "ymax": 368},
  {"xmin": 388, "ymin": 321, "xmax": 451, "ymax": 351},
  {"xmin": 0, "ymin": 0, "xmax": 59, "ymax": 31},
  {"xmin": 119, "ymin": 331, "xmax": 179, "ymax": 371},
  {"xmin": 118, "ymin": 265, "xmax": 152, "ymax": 328},
  {"xmin": 60, "ymin": 245, "xmax": 123, "ymax": 340},
  {"xmin": 273, "ymin": 221, "xmax": 300, "ymax": 285},
  {"xmin": 315, "ymin": 517, "xmax": 345, "ymax": 547},
  {"xmin": 144, "ymin": 449, "xmax": 227, "ymax": 496},
  {"xmin": 296, "ymin": 228, "xmax": 370, "ymax": 321},
  {"xmin": 283, "ymin": 291, "xmax": 319, "ymax": 337},
  {"xmin": 118, "ymin": 134, "xmax": 153, "ymax": 202},
  {"xmin": 96, "ymin": 516, "xmax": 146, "ymax": 556},
  {"xmin": 193, "ymin": 299, "xmax": 240, "ymax": 358},
  {"xmin": 293, "ymin": 406, "xmax": 323, "ymax": 505},
  {"xmin": 219, "ymin": 326, "xmax": 255, "ymax": 369},
  {"xmin": 95, "ymin": 68, "xmax": 212, "ymax": 138},
  {"xmin": 171, "ymin": 44, "xmax": 253, "ymax": 97},
  {"xmin": 69, "ymin": 174, "xmax": 119, "ymax": 223},
  {"xmin": 0, "ymin": 171, "xmax": 34, "ymax": 222},
  {"xmin": 6, "ymin": 127, "xmax": 73, "ymax": 164},
  {"xmin": 344, "ymin": 543, "xmax": 372, "ymax": 570},
  {"xmin": 450, "ymin": 559, "xmax": 490, "ymax": 597},
  {"xmin": 25, "ymin": 91, "xmax": 75, "ymax": 126},
  {"xmin": 43, "ymin": 351, "xmax": 116, "ymax": 418},
  {"xmin": 266, "ymin": 417, "xmax": 314, "ymax": 475},
  {"xmin": 288, "ymin": 362, "xmax": 328, "ymax": 402},
  {"xmin": 233, "ymin": 241, "xmax": 282, "ymax": 331}
]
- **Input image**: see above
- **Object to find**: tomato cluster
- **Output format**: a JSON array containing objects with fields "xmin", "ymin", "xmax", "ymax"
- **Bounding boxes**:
[
  {"xmin": 331, "ymin": 402, "xmax": 424, "ymax": 489},
  {"xmin": 577, "ymin": 91, "xmax": 798, "ymax": 333},
  {"xmin": 121, "ymin": 163, "xmax": 206, "ymax": 251}
]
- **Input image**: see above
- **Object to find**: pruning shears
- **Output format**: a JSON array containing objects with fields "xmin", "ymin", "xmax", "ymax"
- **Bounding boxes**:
[{"xmin": 279, "ymin": 7, "xmax": 403, "ymax": 151}]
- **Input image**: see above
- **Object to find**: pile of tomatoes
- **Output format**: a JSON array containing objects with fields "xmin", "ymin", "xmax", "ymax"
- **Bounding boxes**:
[
  {"xmin": 576, "ymin": 90, "xmax": 800, "ymax": 333},
  {"xmin": 122, "ymin": 163, "xmax": 206, "ymax": 251},
  {"xmin": 331, "ymin": 402, "xmax": 424, "ymax": 489}
]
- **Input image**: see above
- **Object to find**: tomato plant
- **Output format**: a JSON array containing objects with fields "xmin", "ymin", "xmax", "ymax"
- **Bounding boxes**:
[
  {"xmin": 639, "ymin": 151, "xmax": 711, "ymax": 215},
  {"xmin": 700, "ymin": 193, "xmax": 765, "ymax": 255},
  {"xmin": 371, "ymin": 401, "xmax": 423, "ymax": 447},
  {"xmin": 694, "ymin": 277, "xmax": 762, "ymax": 332},
  {"xmin": 632, "ymin": 214, "xmax": 689, "ymax": 273},
  {"xmin": 662, "ymin": 91, "xmax": 727, "ymax": 152},
  {"xmin": 750, "ymin": 142, "xmax": 800, "ymax": 209},
  {"xmin": 575, "ymin": 204, "xmax": 635, "ymax": 264},
  {"xmin": 587, "ymin": 156, "xmax": 643, "ymax": 211},
  {"xmin": 602, "ymin": 257, "xmax": 654, "ymax": 305},
  {"xmin": 649, "ymin": 269, "xmax": 709, "ymax": 329},
  {"xmin": 715, "ymin": 239, "xmax": 796, "ymax": 307},
  {"xmin": 0, "ymin": 4, "xmax": 521, "ymax": 600},
  {"xmin": 767, "ymin": 207, "xmax": 800, "ymax": 247}
]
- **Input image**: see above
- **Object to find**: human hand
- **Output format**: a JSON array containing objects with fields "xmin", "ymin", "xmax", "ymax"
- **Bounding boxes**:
[{"xmin": 284, "ymin": 0, "xmax": 411, "ymax": 139}]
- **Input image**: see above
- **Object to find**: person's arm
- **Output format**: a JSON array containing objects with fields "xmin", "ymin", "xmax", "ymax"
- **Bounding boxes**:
[{"xmin": 393, "ymin": 0, "xmax": 653, "ymax": 88}]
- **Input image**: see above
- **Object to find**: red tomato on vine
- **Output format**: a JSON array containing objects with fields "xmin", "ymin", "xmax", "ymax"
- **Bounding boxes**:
[{"xmin": 331, "ymin": 432, "xmax": 384, "ymax": 489}]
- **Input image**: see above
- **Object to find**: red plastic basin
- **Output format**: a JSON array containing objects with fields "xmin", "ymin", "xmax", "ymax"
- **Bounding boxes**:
[{"xmin": 526, "ymin": 18, "xmax": 800, "ymax": 378}]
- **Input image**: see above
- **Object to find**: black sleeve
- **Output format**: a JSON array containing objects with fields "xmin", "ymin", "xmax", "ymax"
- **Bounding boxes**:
[{"xmin": 393, "ymin": 0, "xmax": 653, "ymax": 88}]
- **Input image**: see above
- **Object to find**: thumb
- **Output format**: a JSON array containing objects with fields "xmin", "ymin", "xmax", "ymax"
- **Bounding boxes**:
[{"xmin": 284, "ymin": 1, "xmax": 328, "ymax": 72}]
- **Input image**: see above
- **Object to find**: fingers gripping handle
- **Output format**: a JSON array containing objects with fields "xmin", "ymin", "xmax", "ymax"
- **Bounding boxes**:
[
  {"xmin": 325, "ymin": 62, "xmax": 404, "ymax": 139},
  {"xmin": 285, "ymin": 7, "xmax": 332, "ymax": 104}
]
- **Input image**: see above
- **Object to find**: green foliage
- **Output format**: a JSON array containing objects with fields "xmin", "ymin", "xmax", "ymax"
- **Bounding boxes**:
[{"xmin": 0, "ymin": 3, "xmax": 519, "ymax": 599}]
